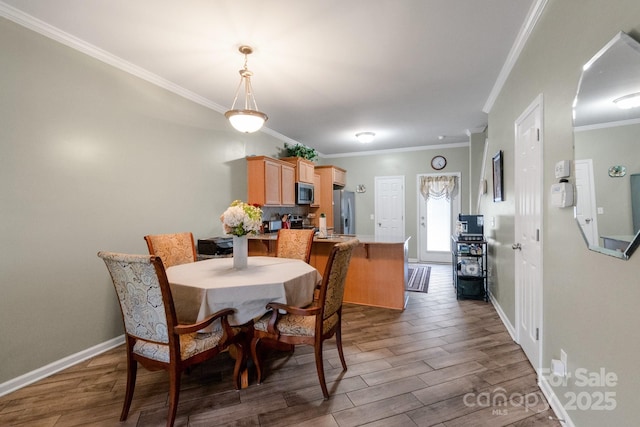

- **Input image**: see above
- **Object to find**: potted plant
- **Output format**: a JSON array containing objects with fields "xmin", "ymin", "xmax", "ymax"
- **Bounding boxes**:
[{"xmin": 282, "ymin": 142, "xmax": 318, "ymax": 162}]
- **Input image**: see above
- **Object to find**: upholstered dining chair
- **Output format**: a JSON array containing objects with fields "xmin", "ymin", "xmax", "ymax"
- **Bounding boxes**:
[
  {"xmin": 275, "ymin": 228, "xmax": 315, "ymax": 263},
  {"xmin": 144, "ymin": 232, "xmax": 197, "ymax": 268},
  {"xmin": 97, "ymin": 251, "xmax": 244, "ymax": 427},
  {"xmin": 250, "ymin": 238, "xmax": 359, "ymax": 399}
]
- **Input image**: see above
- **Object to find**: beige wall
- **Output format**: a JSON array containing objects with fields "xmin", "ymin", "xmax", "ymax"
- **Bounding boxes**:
[
  {"xmin": 483, "ymin": 0, "xmax": 640, "ymax": 425},
  {"xmin": 322, "ymin": 144, "xmax": 471, "ymax": 257},
  {"xmin": 0, "ymin": 17, "xmax": 282, "ymax": 383}
]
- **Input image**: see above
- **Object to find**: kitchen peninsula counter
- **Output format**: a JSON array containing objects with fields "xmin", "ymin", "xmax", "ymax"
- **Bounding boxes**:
[{"xmin": 249, "ymin": 234, "xmax": 410, "ymax": 310}]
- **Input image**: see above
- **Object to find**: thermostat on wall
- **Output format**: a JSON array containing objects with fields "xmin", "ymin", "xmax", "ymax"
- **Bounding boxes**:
[{"xmin": 555, "ymin": 160, "xmax": 571, "ymax": 178}]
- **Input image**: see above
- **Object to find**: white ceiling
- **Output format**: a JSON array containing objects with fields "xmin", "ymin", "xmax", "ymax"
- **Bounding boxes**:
[{"xmin": 1, "ymin": 0, "xmax": 538, "ymax": 156}]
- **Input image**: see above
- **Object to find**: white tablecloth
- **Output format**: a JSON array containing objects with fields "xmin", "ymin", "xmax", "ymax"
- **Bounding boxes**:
[{"xmin": 166, "ymin": 256, "xmax": 321, "ymax": 328}]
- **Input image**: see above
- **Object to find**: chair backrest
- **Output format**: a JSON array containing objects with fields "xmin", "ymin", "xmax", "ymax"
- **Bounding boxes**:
[
  {"xmin": 275, "ymin": 229, "xmax": 315, "ymax": 263},
  {"xmin": 144, "ymin": 232, "xmax": 197, "ymax": 268},
  {"xmin": 317, "ymin": 239, "xmax": 359, "ymax": 320},
  {"xmin": 98, "ymin": 251, "xmax": 177, "ymax": 344}
]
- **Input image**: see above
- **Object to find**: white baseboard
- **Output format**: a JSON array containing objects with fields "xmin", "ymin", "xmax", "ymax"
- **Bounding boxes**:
[
  {"xmin": 0, "ymin": 335, "xmax": 125, "ymax": 397},
  {"xmin": 489, "ymin": 292, "xmax": 517, "ymax": 341},
  {"xmin": 490, "ymin": 296, "xmax": 574, "ymax": 426},
  {"xmin": 538, "ymin": 373, "xmax": 575, "ymax": 427}
]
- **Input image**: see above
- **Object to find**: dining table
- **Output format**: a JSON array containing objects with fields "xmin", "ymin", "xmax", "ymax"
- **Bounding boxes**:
[
  {"xmin": 166, "ymin": 255, "xmax": 322, "ymax": 330},
  {"xmin": 166, "ymin": 255, "xmax": 321, "ymax": 388}
]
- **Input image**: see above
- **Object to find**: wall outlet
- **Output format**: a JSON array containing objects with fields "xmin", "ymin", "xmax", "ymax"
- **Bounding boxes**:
[
  {"xmin": 370, "ymin": 214, "xmax": 374, "ymax": 220},
  {"xmin": 560, "ymin": 349, "xmax": 568, "ymax": 376}
]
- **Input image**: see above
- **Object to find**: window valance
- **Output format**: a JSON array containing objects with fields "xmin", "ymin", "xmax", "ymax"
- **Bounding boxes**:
[{"xmin": 420, "ymin": 175, "xmax": 457, "ymax": 201}]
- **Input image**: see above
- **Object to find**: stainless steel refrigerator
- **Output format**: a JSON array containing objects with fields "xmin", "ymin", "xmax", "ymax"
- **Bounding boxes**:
[{"xmin": 333, "ymin": 190, "xmax": 355, "ymax": 234}]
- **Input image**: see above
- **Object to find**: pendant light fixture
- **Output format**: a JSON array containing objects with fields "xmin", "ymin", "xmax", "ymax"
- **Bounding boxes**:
[{"xmin": 225, "ymin": 45, "xmax": 268, "ymax": 133}]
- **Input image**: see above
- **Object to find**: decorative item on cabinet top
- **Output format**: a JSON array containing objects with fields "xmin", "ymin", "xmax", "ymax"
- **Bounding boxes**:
[{"xmin": 281, "ymin": 142, "xmax": 318, "ymax": 162}]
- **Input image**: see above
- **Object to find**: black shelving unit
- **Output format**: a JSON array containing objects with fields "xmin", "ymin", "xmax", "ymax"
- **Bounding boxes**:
[{"xmin": 451, "ymin": 236, "xmax": 488, "ymax": 301}]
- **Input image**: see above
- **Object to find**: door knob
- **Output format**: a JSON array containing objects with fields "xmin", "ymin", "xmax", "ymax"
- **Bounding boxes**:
[
  {"xmin": 512, "ymin": 243, "xmax": 522, "ymax": 250},
  {"xmin": 585, "ymin": 218, "xmax": 591, "ymax": 223}
]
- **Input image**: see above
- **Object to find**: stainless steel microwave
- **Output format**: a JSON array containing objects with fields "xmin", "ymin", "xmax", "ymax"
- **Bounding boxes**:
[{"xmin": 295, "ymin": 182, "xmax": 314, "ymax": 204}]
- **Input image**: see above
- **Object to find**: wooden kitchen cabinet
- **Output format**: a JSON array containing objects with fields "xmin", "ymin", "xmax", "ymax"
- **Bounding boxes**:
[
  {"xmin": 310, "ymin": 173, "xmax": 321, "ymax": 208},
  {"xmin": 313, "ymin": 165, "xmax": 346, "ymax": 228},
  {"xmin": 280, "ymin": 157, "xmax": 315, "ymax": 184},
  {"xmin": 281, "ymin": 163, "xmax": 296, "ymax": 205},
  {"xmin": 333, "ymin": 167, "xmax": 346, "ymax": 186},
  {"xmin": 247, "ymin": 156, "xmax": 295, "ymax": 206}
]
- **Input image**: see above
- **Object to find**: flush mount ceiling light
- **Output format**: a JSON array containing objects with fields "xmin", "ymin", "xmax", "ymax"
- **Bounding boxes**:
[
  {"xmin": 224, "ymin": 45, "xmax": 268, "ymax": 133},
  {"xmin": 356, "ymin": 132, "xmax": 375, "ymax": 143},
  {"xmin": 613, "ymin": 92, "xmax": 640, "ymax": 109}
]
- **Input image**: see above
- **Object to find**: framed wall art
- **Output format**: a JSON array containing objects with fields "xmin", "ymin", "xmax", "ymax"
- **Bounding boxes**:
[{"xmin": 492, "ymin": 150, "xmax": 504, "ymax": 202}]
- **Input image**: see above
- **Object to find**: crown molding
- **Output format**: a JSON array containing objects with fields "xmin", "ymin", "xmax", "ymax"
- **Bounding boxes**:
[
  {"xmin": 321, "ymin": 141, "xmax": 469, "ymax": 159},
  {"xmin": 0, "ymin": 1, "xmax": 306, "ymax": 146},
  {"xmin": 466, "ymin": 126, "xmax": 487, "ymax": 136},
  {"xmin": 483, "ymin": 0, "xmax": 548, "ymax": 113},
  {"xmin": 0, "ymin": 2, "xmax": 230, "ymax": 114}
]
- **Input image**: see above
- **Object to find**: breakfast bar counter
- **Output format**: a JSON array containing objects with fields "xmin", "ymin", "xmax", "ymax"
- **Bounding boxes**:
[{"xmin": 249, "ymin": 234, "xmax": 410, "ymax": 310}]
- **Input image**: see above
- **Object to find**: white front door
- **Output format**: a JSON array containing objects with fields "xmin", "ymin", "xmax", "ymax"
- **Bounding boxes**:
[
  {"xmin": 574, "ymin": 159, "xmax": 599, "ymax": 246},
  {"xmin": 374, "ymin": 176, "xmax": 405, "ymax": 240},
  {"xmin": 417, "ymin": 173, "xmax": 460, "ymax": 263},
  {"xmin": 514, "ymin": 95, "xmax": 543, "ymax": 372}
]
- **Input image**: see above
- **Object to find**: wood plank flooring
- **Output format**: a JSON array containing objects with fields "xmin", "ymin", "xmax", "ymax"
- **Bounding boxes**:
[{"xmin": 0, "ymin": 264, "xmax": 561, "ymax": 426}]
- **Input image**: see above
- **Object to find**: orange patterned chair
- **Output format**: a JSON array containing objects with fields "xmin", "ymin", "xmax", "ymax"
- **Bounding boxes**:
[
  {"xmin": 275, "ymin": 229, "xmax": 315, "ymax": 263},
  {"xmin": 97, "ymin": 251, "xmax": 243, "ymax": 427},
  {"xmin": 250, "ymin": 239, "xmax": 359, "ymax": 399},
  {"xmin": 144, "ymin": 232, "xmax": 197, "ymax": 268}
]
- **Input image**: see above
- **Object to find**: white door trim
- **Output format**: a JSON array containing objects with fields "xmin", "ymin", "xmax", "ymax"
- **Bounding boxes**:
[{"xmin": 514, "ymin": 93, "xmax": 544, "ymax": 373}]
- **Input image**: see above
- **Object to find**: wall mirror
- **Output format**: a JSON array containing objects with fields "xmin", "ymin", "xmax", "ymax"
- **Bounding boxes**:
[{"xmin": 573, "ymin": 31, "xmax": 640, "ymax": 259}]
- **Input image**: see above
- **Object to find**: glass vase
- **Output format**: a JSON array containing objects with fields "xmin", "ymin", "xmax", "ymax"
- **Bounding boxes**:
[{"xmin": 232, "ymin": 235, "xmax": 248, "ymax": 270}]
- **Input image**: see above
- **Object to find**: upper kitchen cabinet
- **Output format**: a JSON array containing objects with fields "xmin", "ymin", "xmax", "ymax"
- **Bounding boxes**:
[
  {"xmin": 247, "ymin": 156, "xmax": 295, "ymax": 206},
  {"xmin": 315, "ymin": 165, "xmax": 346, "ymax": 187},
  {"xmin": 280, "ymin": 157, "xmax": 315, "ymax": 184},
  {"xmin": 313, "ymin": 165, "xmax": 347, "ymax": 228}
]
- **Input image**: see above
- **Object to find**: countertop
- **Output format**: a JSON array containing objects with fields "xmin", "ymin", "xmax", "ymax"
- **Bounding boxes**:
[{"xmin": 248, "ymin": 233, "xmax": 410, "ymax": 245}]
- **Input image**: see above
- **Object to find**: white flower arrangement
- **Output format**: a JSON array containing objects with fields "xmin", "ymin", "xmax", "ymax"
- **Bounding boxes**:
[{"xmin": 220, "ymin": 200, "xmax": 263, "ymax": 237}]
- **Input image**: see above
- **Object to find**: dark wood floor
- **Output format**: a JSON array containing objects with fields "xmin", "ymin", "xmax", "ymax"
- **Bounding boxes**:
[{"xmin": 0, "ymin": 264, "xmax": 561, "ymax": 426}]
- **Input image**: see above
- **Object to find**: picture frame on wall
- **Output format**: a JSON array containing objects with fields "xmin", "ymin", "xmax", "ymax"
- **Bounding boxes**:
[{"xmin": 492, "ymin": 150, "xmax": 503, "ymax": 202}]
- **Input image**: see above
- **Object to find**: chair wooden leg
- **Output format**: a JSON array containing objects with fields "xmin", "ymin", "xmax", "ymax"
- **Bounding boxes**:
[
  {"xmin": 120, "ymin": 355, "xmax": 137, "ymax": 421},
  {"xmin": 232, "ymin": 343, "xmax": 245, "ymax": 390},
  {"xmin": 250, "ymin": 337, "xmax": 263, "ymax": 384},
  {"xmin": 336, "ymin": 322, "xmax": 347, "ymax": 371},
  {"xmin": 314, "ymin": 341, "xmax": 330, "ymax": 399},
  {"xmin": 166, "ymin": 370, "xmax": 181, "ymax": 427}
]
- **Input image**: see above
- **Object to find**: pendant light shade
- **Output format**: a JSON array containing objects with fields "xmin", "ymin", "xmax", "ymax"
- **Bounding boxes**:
[
  {"xmin": 225, "ymin": 46, "xmax": 268, "ymax": 133},
  {"xmin": 225, "ymin": 109, "xmax": 268, "ymax": 133}
]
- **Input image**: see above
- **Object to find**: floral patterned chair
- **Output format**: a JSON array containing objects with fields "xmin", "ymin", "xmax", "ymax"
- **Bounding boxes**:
[
  {"xmin": 97, "ymin": 251, "xmax": 244, "ymax": 427},
  {"xmin": 250, "ymin": 238, "xmax": 359, "ymax": 399},
  {"xmin": 275, "ymin": 228, "xmax": 315, "ymax": 263},
  {"xmin": 144, "ymin": 232, "xmax": 197, "ymax": 268}
]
